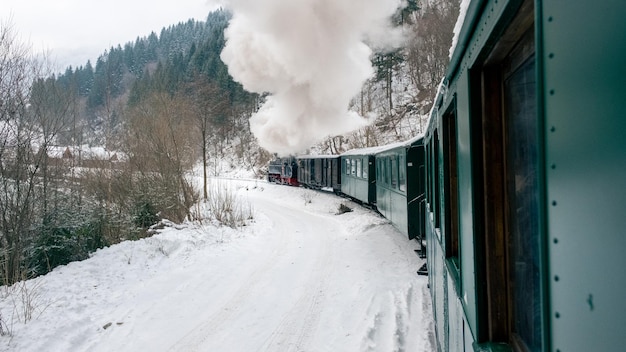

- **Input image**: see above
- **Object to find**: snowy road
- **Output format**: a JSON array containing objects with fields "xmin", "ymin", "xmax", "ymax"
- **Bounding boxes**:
[
  {"xmin": 0, "ymin": 180, "xmax": 435, "ymax": 352},
  {"xmin": 169, "ymin": 195, "xmax": 340, "ymax": 351}
]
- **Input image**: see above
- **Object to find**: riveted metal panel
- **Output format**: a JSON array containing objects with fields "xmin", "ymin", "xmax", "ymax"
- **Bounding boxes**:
[{"xmin": 542, "ymin": 1, "xmax": 626, "ymax": 350}]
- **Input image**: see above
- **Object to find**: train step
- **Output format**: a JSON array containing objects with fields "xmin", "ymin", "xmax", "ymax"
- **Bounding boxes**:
[{"xmin": 417, "ymin": 263, "xmax": 428, "ymax": 276}]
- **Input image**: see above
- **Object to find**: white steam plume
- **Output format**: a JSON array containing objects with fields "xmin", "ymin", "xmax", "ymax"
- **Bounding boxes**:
[{"xmin": 220, "ymin": 0, "xmax": 405, "ymax": 155}]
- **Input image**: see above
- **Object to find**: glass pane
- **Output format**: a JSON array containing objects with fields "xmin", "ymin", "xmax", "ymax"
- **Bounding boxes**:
[
  {"xmin": 391, "ymin": 156, "xmax": 397, "ymax": 189},
  {"xmin": 357, "ymin": 158, "xmax": 362, "ymax": 178},
  {"xmin": 362, "ymin": 158, "xmax": 368, "ymax": 179},
  {"xmin": 505, "ymin": 56, "xmax": 542, "ymax": 352},
  {"xmin": 399, "ymin": 155, "xmax": 406, "ymax": 192}
]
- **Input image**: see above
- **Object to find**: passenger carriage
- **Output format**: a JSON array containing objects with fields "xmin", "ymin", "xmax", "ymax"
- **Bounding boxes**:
[
  {"xmin": 340, "ymin": 148, "xmax": 377, "ymax": 205},
  {"xmin": 296, "ymin": 155, "xmax": 341, "ymax": 193},
  {"xmin": 424, "ymin": 0, "xmax": 626, "ymax": 351},
  {"xmin": 374, "ymin": 137, "xmax": 426, "ymax": 247}
]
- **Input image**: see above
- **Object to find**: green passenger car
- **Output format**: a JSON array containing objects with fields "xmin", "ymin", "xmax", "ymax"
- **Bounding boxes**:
[
  {"xmin": 340, "ymin": 149, "xmax": 376, "ymax": 205},
  {"xmin": 374, "ymin": 137, "xmax": 426, "ymax": 243},
  {"xmin": 424, "ymin": 0, "xmax": 626, "ymax": 351},
  {"xmin": 297, "ymin": 155, "xmax": 341, "ymax": 193}
]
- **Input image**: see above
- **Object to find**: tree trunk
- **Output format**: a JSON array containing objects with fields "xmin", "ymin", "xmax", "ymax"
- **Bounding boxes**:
[{"xmin": 203, "ymin": 129, "xmax": 208, "ymax": 200}]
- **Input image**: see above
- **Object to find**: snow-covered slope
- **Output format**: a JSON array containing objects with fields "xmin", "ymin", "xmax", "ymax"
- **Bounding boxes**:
[{"xmin": 0, "ymin": 179, "xmax": 434, "ymax": 352}]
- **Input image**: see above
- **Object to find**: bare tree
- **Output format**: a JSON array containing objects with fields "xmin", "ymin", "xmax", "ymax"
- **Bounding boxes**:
[
  {"xmin": 29, "ymin": 76, "xmax": 74, "ymax": 216},
  {"xmin": 124, "ymin": 92, "xmax": 199, "ymax": 222},
  {"xmin": 183, "ymin": 77, "xmax": 228, "ymax": 200},
  {"xmin": 0, "ymin": 20, "xmax": 65, "ymax": 284},
  {"xmin": 405, "ymin": 1, "xmax": 459, "ymax": 113}
]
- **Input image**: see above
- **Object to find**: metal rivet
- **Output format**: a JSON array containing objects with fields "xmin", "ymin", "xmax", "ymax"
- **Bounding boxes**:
[
  {"xmin": 552, "ymin": 201, "xmax": 557, "ymax": 206},
  {"xmin": 555, "ymin": 312, "xmax": 561, "ymax": 318},
  {"xmin": 550, "ymin": 126, "xmax": 556, "ymax": 132},
  {"xmin": 549, "ymin": 53, "xmax": 555, "ymax": 59},
  {"xmin": 550, "ymin": 89, "xmax": 555, "ymax": 95},
  {"xmin": 555, "ymin": 275, "xmax": 560, "ymax": 282},
  {"xmin": 554, "ymin": 238, "xmax": 559, "ymax": 244},
  {"xmin": 548, "ymin": 16, "xmax": 553, "ymax": 22},
  {"xmin": 551, "ymin": 164, "xmax": 556, "ymax": 170}
]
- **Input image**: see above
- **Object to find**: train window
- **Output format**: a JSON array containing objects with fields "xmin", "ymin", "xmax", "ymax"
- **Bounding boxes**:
[
  {"xmin": 351, "ymin": 158, "xmax": 356, "ymax": 176},
  {"xmin": 506, "ymin": 52, "xmax": 541, "ymax": 352},
  {"xmin": 380, "ymin": 158, "xmax": 384, "ymax": 183},
  {"xmin": 399, "ymin": 154, "xmax": 406, "ymax": 192},
  {"xmin": 380, "ymin": 158, "xmax": 385, "ymax": 185},
  {"xmin": 425, "ymin": 142, "xmax": 433, "ymax": 208},
  {"xmin": 443, "ymin": 107, "xmax": 459, "ymax": 269},
  {"xmin": 433, "ymin": 131, "xmax": 441, "ymax": 229},
  {"xmin": 390, "ymin": 156, "xmax": 397, "ymax": 189},
  {"xmin": 472, "ymin": 1, "xmax": 543, "ymax": 350},
  {"xmin": 362, "ymin": 157, "xmax": 368, "ymax": 179},
  {"xmin": 356, "ymin": 158, "xmax": 362, "ymax": 178},
  {"xmin": 345, "ymin": 158, "xmax": 350, "ymax": 175}
]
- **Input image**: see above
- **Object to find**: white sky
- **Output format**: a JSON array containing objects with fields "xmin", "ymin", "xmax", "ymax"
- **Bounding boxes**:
[{"xmin": 3, "ymin": 0, "xmax": 220, "ymax": 70}]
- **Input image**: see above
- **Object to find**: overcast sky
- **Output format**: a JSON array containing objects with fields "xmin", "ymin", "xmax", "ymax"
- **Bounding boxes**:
[{"xmin": 3, "ymin": 0, "xmax": 220, "ymax": 71}]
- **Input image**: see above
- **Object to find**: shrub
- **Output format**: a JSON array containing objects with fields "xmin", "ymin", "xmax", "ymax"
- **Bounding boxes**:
[
  {"xmin": 205, "ymin": 181, "xmax": 253, "ymax": 228},
  {"xmin": 133, "ymin": 201, "xmax": 160, "ymax": 228},
  {"xmin": 28, "ymin": 216, "xmax": 108, "ymax": 277}
]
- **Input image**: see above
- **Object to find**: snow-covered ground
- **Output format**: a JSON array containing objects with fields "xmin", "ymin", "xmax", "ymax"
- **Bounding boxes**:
[{"xmin": 0, "ymin": 179, "xmax": 435, "ymax": 352}]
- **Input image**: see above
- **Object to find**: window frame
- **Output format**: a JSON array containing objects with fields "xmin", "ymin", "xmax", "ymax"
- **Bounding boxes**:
[
  {"xmin": 362, "ymin": 157, "xmax": 368, "ymax": 179},
  {"xmin": 399, "ymin": 154, "xmax": 406, "ymax": 192},
  {"xmin": 471, "ymin": 1, "xmax": 545, "ymax": 350},
  {"xmin": 390, "ymin": 156, "xmax": 397, "ymax": 189},
  {"xmin": 443, "ymin": 104, "xmax": 460, "ymax": 270}
]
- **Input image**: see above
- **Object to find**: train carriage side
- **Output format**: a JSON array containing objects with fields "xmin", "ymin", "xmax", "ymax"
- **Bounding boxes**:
[
  {"xmin": 296, "ymin": 158, "xmax": 309, "ymax": 186},
  {"xmin": 296, "ymin": 155, "xmax": 341, "ymax": 192},
  {"xmin": 340, "ymin": 149, "xmax": 376, "ymax": 205},
  {"xmin": 374, "ymin": 137, "xmax": 426, "ymax": 243},
  {"xmin": 424, "ymin": 0, "xmax": 626, "ymax": 351}
]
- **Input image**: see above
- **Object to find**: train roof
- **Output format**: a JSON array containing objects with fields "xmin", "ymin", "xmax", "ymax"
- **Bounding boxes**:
[
  {"xmin": 340, "ymin": 134, "xmax": 424, "ymax": 157},
  {"xmin": 447, "ymin": 0, "xmax": 476, "ymax": 83},
  {"xmin": 295, "ymin": 154, "xmax": 340, "ymax": 160}
]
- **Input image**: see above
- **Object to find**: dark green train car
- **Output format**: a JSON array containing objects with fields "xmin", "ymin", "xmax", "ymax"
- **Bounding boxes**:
[
  {"xmin": 296, "ymin": 155, "xmax": 341, "ymax": 193},
  {"xmin": 340, "ymin": 149, "xmax": 376, "ymax": 205},
  {"xmin": 374, "ymin": 137, "xmax": 426, "ymax": 242},
  {"xmin": 424, "ymin": 0, "xmax": 626, "ymax": 351}
]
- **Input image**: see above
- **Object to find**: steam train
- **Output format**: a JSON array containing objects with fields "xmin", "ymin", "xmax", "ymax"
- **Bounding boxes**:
[
  {"xmin": 269, "ymin": 0, "xmax": 626, "ymax": 350},
  {"xmin": 269, "ymin": 135, "xmax": 427, "ymax": 248}
]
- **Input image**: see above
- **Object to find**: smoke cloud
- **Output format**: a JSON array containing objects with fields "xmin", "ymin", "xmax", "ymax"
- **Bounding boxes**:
[{"xmin": 220, "ymin": 0, "xmax": 405, "ymax": 155}]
